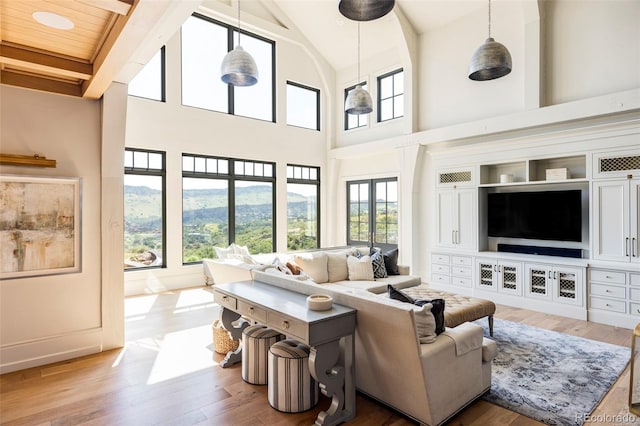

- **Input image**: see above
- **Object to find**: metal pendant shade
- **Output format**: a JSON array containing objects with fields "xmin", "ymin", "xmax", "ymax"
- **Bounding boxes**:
[
  {"xmin": 468, "ymin": 37, "xmax": 512, "ymax": 81},
  {"xmin": 338, "ymin": 0, "xmax": 395, "ymax": 21},
  {"xmin": 469, "ymin": 0, "xmax": 512, "ymax": 81},
  {"xmin": 220, "ymin": 0, "xmax": 258, "ymax": 86},
  {"xmin": 345, "ymin": 85, "xmax": 373, "ymax": 114},
  {"xmin": 221, "ymin": 46, "xmax": 258, "ymax": 86}
]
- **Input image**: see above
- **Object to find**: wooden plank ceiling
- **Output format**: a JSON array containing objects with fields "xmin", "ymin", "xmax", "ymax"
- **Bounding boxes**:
[{"xmin": 0, "ymin": 0, "xmax": 134, "ymax": 99}]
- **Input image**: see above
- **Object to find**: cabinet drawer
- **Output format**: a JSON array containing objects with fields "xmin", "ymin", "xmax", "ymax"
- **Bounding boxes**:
[
  {"xmin": 452, "ymin": 266, "xmax": 472, "ymax": 277},
  {"xmin": 590, "ymin": 269, "xmax": 626, "ymax": 285},
  {"xmin": 431, "ymin": 254, "xmax": 450, "ymax": 265},
  {"xmin": 238, "ymin": 300, "xmax": 267, "ymax": 323},
  {"xmin": 590, "ymin": 297, "xmax": 626, "ymax": 313},
  {"xmin": 432, "ymin": 264, "xmax": 450, "ymax": 274},
  {"xmin": 630, "ymin": 288, "xmax": 640, "ymax": 301},
  {"xmin": 267, "ymin": 311, "xmax": 306, "ymax": 341},
  {"xmin": 431, "ymin": 273, "xmax": 451, "ymax": 285},
  {"xmin": 451, "ymin": 256, "xmax": 473, "ymax": 267},
  {"xmin": 589, "ymin": 283, "xmax": 626, "ymax": 300},
  {"xmin": 215, "ymin": 292, "xmax": 237, "ymax": 310},
  {"xmin": 630, "ymin": 302, "xmax": 640, "ymax": 316},
  {"xmin": 451, "ymin": 276, "xmax": 472, "ymax": 287},
  {"xmin": 631, "ymin": 274, "xmax": 640, "ymax": 287}
]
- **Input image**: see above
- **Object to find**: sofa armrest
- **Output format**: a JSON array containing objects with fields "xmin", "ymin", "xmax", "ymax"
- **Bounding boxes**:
[
  {"xmin": 397, "ymin": 264, "xmax": 410, "ymax": 275},
  {"xmin": 482, "ymin": 337, "xmax": 497, "ymax": 362}
]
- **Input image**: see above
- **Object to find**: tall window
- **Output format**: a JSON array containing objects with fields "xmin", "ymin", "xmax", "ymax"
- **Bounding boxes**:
[
  {"xmin": 181, "ymin": 14, "xmax": 275, "ymax": 122},
  {"xmin": 128, "ymin": 47, "xmax": 165, "ymax": 101},
  {"xmin": 347, "ymin": 178, "xmax": 397, "ymax": 250},
  {"xmin": 377, "ymin": 68, "xmax": 403, "ymax": 122},
  {"xmin": 286, "ymin": 81, "xmax": 320, "ymax": 131},
  {"xmin": 344, "ymin": 82, "xmax": 369, "ymax": 130},
  {"xmin": 287, "ymin": 165, "xmax": 320, "ymax": 251},
  {"xmin": 182, "ymin": 154, "xmax": 275, "ymax": 263},
  {"xmin": 124, "ymin": 149, "xmax": 166, "ymax": 269}
]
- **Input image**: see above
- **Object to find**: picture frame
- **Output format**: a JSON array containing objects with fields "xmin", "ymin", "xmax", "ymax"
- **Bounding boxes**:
[{"xmin": 0, "ymin": 175, "xmax": 82, "ymax": 279}]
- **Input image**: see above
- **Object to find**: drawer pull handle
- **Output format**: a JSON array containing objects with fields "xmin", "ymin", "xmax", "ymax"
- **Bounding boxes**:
[
  {"xmin": 222, "ymin": 295, "xmax": 228, "ymax": 302},
  {"xmin": 606, "ymin": 276, "xmax": 612, "ymax": 279},
  {"xmin": 605, "ymin": 290, "xmax": 610, "ymax": 293},
  {"xmin": 637, "ymin": 309, "xmax": 640, "ymax": 314},
  {"xmin": 281, "ymin": 321, "xmax": 290, "ymax": 329},
  {"xmin": 248, "ymin": 306, "xmax": 254, "ymax": 314},
  {"xmin": 606, "ymin": 304, "xmax": 611, "ymax": 307}
]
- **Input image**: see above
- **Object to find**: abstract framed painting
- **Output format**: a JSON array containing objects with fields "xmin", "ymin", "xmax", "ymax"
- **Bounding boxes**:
[{"xmin": 0, "ymin": 175, "xmax": 81, "ymax": 279}]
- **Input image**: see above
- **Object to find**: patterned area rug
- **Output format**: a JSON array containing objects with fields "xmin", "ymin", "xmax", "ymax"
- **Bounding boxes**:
[{"xmin": 476, "ymin": 318, "xmax": 630, "ymax": 426}]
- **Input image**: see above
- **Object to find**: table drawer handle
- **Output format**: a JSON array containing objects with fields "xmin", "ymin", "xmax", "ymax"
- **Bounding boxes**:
[
  {"xmin": 248, "ymin": 306, "xmax": 254, "ymax": 314},
  {"xmin": 281, "ymin": 320, "xmax": 290, "ymax": 329},
  {"xmin": 222, "ymin": 295, "xmax": 228, "ymax": 302}
]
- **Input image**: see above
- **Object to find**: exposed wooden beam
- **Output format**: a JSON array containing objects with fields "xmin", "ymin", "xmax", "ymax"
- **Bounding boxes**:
[
  {"xmin": 0, "ymin": 45, "xmax": 93, "ymax": 81},
  {"xmin": 0, "ymin": 70, "xmax": 83, "ymax": 97},
  {"xmin": 76, "ymin": 0, "xmax": 134, "ymax": 16}
]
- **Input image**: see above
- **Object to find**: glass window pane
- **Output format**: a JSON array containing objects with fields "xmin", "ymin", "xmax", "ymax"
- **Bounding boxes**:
[
  {"xmin": 380, "ymin": 76, "xmax": 393, "ymax": 99},
  {"xmin": 206, "ymin": 158, "xmax": 217, "ymax": 173},
  {"xmin": 234, "ymin": 180, "xmax": 273, "ymax": 254},
  {"xmin": 255, "ymin": 163, "xmax": 263, "ymax": 176},
  {"xmin": 182, "ymin": 156, "xmax": 194, "ymax": 172},
  {"xmin": 181, "ymin": 16, "xmax": 229, "ymax": 112},
  {"xmin": 182, "ymin": 177, "xmax": 229, "ymax": 262},
  {"xmin": 394, "ymin": 72, "xmax": 404, "ymax": 94},
  {"xmin": 387, "ymin": 181, "xmax": 398, "ymax": 202},
  {"xmin": 263, "ymin": 163, "xmax": 272, "ymax": 177},
  {"xmin": 133, "ymin": 151, "xmax": 148, "ymax": 168},
  {"xmin": 219, "ymin": 160, "xmax": 229, "ymax": 174},
  {"xmin": 381, "ymin": 99, "xmax": 393, "ymax": 121},
  {"xmin": 287, "ymin": 183, "xmax": 318, "ymax": 250},
  {"xmin": 359, "ymin": 183, "xmax": 369, "ymax": 202},
  {"xmin": 195, "ymin": 157, "xmax": 206, "ymax": 172},
  {"xmin": 124, "ymin": 150, "xmax": 133, "ymax": 168},
  {"xmin": 233, "ymin": 32, "xmax": 273, "ymax": 121},
  {"xmin": 235, "ymin": 161, "xmax": 244, "ymax": 175},
  {"xmin": 394, "ymin": 95, "xmax": 404, "ymax": 118},
  {"xmin": 349, "ymin": 183, "xmax": 360, "ymax": 202},
  {"xmin": 287, "ymin": 83, "xmax": 319, "ymax": 130},
  {"xmin": 287, "ymin": 166, "xmax": 294, "ymax": 179},
  {"xmin": 148, "ymin": 153, "xmax": 162, "ymax": 170},
  {"xmin": 124, "ymin": 174, "xmax": 163, "ymax": 269},
  {"xmin": 128, "ymin": 48, "xmax": 163, "ymax": 101},
  {"xmin": 310, "ymin": 168, "xmax": 317, "ymax": 180},
  {"xmin": 376, "ymin": 182, "xmax": 387, "ymax": 200}
]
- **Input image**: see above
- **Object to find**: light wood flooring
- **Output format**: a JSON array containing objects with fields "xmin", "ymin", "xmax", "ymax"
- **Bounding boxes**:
[{"xmin": 1, "ymin": 286, "xmax": 638, "ymax": 426}]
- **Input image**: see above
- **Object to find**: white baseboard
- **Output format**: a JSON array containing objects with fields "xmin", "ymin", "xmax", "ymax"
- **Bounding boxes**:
[{"xmin": 0, "ymin": 328, "xmax": 103, "ymax": 374}]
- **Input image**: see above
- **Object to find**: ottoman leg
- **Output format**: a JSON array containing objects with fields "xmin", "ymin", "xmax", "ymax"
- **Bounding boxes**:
[{"xmin": 488, "ymin": 315, "xmax": 494, "ymax": 337}]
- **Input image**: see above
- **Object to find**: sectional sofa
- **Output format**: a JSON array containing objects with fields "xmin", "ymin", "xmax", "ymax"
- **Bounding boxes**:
[{"xmin": 204, "ymin": 247, "xmax": 497, "ymax": 425}]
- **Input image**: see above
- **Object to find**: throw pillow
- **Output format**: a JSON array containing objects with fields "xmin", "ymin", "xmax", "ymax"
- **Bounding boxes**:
[
  {"xmin": 293, "ymin": 253, "xmax": 329, "ymax": 283},
  {"xmin": 271, "ymin": 258, "xmax": 292, "ymax": 275},
  {"xmin": 286, "ymin": 261, "xmax": 302, "ymax": 275},
  {"xmin": 414, "ymin": 298, "xmax": 445, "ymax": 335},
  {"xmin": 214, "ymin": 245, "xmax": 234, "ymax": 259},
  {"xmin": 414, "ymin": 303, "xmax": 437, "ymax": 344},
  {"xmin": 383, "ymin": 248, "xmax": 400, "ymax": 275},
  {"xmin": 327, "ymin": 253, "xmax": 349, "ymax": 282},
  {"xmin": 347, "ymin": 255, "xmax": 374, "ymax": 281},
  {"xmin": 370, "ymin": 247, "xmax": 388, "ymax": 278},
  {"xmin": 233, "ymin": 244, "xmax": 251, "ymax": 257},
  {"xmin": 388, "ymin": 285, "xmax": 445, "ymax": 335}
]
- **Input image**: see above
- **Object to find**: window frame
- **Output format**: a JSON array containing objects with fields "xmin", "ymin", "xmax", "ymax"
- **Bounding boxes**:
[
  {"xmin": 377, "ymin": 68, "xmax": 404, "ymax": 123},
  {"xmin": 346, "ymin": 177, "xmax": 398, "ymax": 251},
  {"xmin": 181, "ymin": 153, "xmax": 277, "ymax": 264},
  {"xmin": 124, "ymin": 148, "xmax": 167, "ymax": 270},
  {"xmin": 344, "ymin": 81, "xmax": 369, "ymax": 131},
  {"xmin": 182, "ymin": 13, "xmax": 276, "ymax": 123},
  {"xmin": 287, "ymin": 164, "xmax": 321, "ymax": 250}
]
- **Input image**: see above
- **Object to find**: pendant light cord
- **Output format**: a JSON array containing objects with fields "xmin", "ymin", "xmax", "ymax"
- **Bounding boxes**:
[
  {"xmin": 488, "ymin": 0, "xmax": 492, "ymax": 38},
  {"xmin": 357, "ymin": 22, "xmax": 361, "ymax": 85},
  {"xmin": 237, "ymin": 0, "xmax": 241, "ymax": 46}
]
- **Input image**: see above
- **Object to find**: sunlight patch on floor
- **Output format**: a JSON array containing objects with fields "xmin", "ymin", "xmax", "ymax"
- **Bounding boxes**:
[
  {"xmin": 145, "ymin": 324, "xmax": 218, "ymax": 384},
  {"xmin": 124, "ymin": 294, "xmax": 158, "ymax": 319},
  {"xmin": 175, "ymin": 288, "xmax": 214, "ymax": 308}
]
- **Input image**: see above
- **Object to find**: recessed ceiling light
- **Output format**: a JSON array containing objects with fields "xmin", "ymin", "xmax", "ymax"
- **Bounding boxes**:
[{"xmin": 32, "ymin": 11, "xmax": 74, "ymax": 30}]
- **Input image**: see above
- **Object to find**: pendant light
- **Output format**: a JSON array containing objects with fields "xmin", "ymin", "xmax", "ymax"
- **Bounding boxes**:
[
  {"xmin": 338, "ymin": 0, "xmax": 395, "ymax": 22},
  {"xmin": 221, "ymin": 0, "xmax": 258, "ymax": 86},
  {"xmin": 468, "ymin": 0, "xmax": 512, "ymax": 81},
  {"xmin": 345, "ymin": 23, "xmax": 373, "ymax": 115}
]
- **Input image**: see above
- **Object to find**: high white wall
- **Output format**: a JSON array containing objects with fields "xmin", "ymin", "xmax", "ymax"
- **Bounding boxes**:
[{"xmin": 0, "ymin": 84, "xmax": 126, "ymax": 373}]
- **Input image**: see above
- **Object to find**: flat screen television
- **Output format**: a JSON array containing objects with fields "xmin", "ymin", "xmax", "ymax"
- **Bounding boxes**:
[{"xmin": 487, "ymin": 190, "xmax": 582, "ymax": 242}]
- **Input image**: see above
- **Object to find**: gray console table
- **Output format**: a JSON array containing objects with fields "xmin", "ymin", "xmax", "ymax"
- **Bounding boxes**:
[{"xmin": 213, "ymin": 280, "xmax": 356, "ymax": 426}]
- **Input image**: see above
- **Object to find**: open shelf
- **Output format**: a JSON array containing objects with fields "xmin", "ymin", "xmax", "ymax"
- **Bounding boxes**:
[
  {"xmin": 480, "ymin": 155, "xmax": 587, "ymax": 186},
  {"xmin": 529, "ymin": 155, "xmax": 586, "ymax": 181}
]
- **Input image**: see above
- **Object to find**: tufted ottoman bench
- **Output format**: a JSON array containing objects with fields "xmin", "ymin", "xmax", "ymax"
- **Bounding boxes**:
[{"xmin": 399, "ymin": 285, "xmax": 496, "ymax": 336}]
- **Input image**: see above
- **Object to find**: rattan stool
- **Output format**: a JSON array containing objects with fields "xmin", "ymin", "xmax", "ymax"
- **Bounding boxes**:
[
  {"xmin": 242, "ymin": 325, "xmax": 285, "ymax": 385},
  {"xmin": 268, "ymin": 339, "xmax": 319, "ymax": 413}
]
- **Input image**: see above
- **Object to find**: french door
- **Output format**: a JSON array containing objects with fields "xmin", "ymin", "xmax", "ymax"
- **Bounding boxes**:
[{"xmin": 347, "ymin": 178, "xmax": 398, "ymax": 251}]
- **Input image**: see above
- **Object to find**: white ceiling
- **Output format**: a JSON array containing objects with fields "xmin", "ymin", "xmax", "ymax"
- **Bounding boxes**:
[{"xmin": 273, "ymin": 0, "xmax": 488, "ymax": 69}]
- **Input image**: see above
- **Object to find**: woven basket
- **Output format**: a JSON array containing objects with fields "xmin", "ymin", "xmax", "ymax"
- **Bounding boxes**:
[{"xmin": 213, "ymin": 319, "xmax": 240, "ymax": 354}]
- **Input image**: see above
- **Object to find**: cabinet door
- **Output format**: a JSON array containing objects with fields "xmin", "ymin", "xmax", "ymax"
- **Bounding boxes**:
[
  {"xmin": 476, "ymin": 259, "xmax": 497, "ymax": 292},
  {"xmin": 456, "ymin": 189, "xmax": 476, "ymax": 250},
  {"xmin": 632, "ymin": 180, "xmax": 640, "ymax": 263},
  {"xmin": 498, "ymin": 261, "xmax": 522, "ymax": 296},
  {"xmin": 553, "ymin": 267, "xmax": 583, "ymax": 306},
  {"xmin": 592, "ymin": 180, "xmax": 630, "ymax": 262},
  {"xmin": 436, "ymin": 190, "xmax": 455, "ymax": 248},
  {"xmin": 525, "ymin": 264, "xmax": 552, "ymax": 300}
]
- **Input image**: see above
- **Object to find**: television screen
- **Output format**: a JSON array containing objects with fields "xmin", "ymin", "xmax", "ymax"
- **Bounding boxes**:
[{"xmin": 488, "ymin": 190, "xmax": 582, "ymax": 242}]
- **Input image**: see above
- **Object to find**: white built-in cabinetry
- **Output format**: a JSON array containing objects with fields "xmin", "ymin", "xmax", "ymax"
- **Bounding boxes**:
[
  {"xmin": 431, "ymin": 253, "xmax": 473, "ymax": 291},
  {"xmin": 475, "ymin": 259, "xmax": 522, "ymax": 296},
  {"xmin": 524, "ymin": 263, "xmax": 583, "ymax": 306},
  {"xmin": 435, "ymin": 168, "xmax": 476, "ymax": 250}
]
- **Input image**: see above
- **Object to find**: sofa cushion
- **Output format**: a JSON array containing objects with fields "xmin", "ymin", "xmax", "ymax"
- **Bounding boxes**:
[
  {"xmin": 370, "ymin": 248, "xmax": 388, "ymax": 278},
  {"xmin": 347, "ymin": 255, "xmax": 374, "ymax": 281},
  {"xmin": 327, "ymin": 253, "xmax": 349, "ymax": 282},
  {"xmin": 294, "ymin": 253, "xmax": 329, "ymax": 284},
  {"xmin": 414, "ymin": 303, "xmax": 437, "ymax": 344},
  {"xmin": 382, "ymin": 248, "xmax": 400, "ymax": 275}
]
